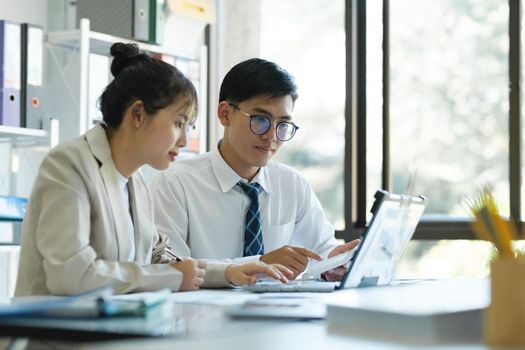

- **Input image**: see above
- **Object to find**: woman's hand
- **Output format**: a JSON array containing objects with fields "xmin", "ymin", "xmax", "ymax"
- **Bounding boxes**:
[
  {"xmin": 170, "ymin": 259, "xmax": 207, "ymax": 291},
  {"xmin": 225, "ymin": 262, "xmax": 294, "ymax": 286}
]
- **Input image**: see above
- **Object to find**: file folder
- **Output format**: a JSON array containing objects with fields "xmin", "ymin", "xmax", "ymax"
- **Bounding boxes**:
[
  {"xmin": 149, "ymin": 0, "xmax": 166, "ymax": 45},
  {"xmin": 134, "ymin": 0, "xmax": 150, "ymax": 42},
  {"xmin": 77, "ymin": 0, "xmax": 134, "ymax": 39},
  {"xmin": 20, "ymin": 23, "xmax": 44, "ymax": 129},
  {"xmin": 0, "ymin": 287, "xmax": 175, "ymax": 340},
  {"xmin": 0, "ymin": 195, "xmax": 26, "ymax": 244},
  {"xmin": 134, "ymin": 0, "xmax": 165, "ymax": 44},
  {"xmin": 0, "ymin": 20, "xmax": 21, "ymax": 127},
  {"xmin": 0, "ymin": 195, "xmax": 27, "ymax": 221}
]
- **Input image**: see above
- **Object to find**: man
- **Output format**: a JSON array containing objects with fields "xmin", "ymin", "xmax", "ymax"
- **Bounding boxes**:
[{"xmin": 152, "ymin": 58, "xmax": 358, "ymax": 279}]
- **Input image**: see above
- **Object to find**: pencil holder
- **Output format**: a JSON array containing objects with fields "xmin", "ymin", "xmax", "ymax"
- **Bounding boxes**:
[{"xmin": 485, "ymin": 256, "xmax": 525, "ymax": 346}]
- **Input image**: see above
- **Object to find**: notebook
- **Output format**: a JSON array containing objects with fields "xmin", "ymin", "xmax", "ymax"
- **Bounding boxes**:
[{"xmin": 243, "ymin": 190, "xmax": 428, "ymax": 293}]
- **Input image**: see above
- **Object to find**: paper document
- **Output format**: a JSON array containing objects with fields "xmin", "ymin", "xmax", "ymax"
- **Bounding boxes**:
[
  {"xmin": 227, "ymin": 295, "xmax": 326, "ymax": 319},
  {"xmin": 169, "ymin": 289, "xmax": 259, "ymax": 306},
  {"xmin": 302, "ymin": 248, "xmax": 356, "ymax": 279}
]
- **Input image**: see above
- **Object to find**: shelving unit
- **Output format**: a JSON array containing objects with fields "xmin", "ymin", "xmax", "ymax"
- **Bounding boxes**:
[
  {"xmin": 0, "ymin": 118, "xmax": 58, "ymax": 148},
  {"xmin": 47, "ymin": 21, "xmax": 193, "ymax": 58},
  {"xmin": 45, "ymin": 18, "xmax": 207, "ymax": 154},
  {"xmin": 0, "ymin": 125, "xmax": 47, "ymax": 145},
  {"xmin": 0, "ymin": 119, "xmax": 58, "ymax": 200}
]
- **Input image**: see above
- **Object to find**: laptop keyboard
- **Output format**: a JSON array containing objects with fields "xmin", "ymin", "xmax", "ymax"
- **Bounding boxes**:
[{"xmin": 243, "ymin": 279, "xmax": 338, "ymax": 293}]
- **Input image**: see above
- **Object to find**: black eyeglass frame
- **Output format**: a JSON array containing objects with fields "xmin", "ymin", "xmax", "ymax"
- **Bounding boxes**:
[{"xmin": 228, "ymin": 103, "xmax": 299, "ymax": 141}]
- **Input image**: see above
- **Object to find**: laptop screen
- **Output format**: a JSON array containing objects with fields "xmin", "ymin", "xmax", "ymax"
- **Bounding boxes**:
[{"xmin": 340, "ymin": 190, "xmax": 427, "ymax": 289}]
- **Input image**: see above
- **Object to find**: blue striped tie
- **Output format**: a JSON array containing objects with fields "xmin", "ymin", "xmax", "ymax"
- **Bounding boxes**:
[{"xmin": 237, "ymin": 181, "xmax": 264, "ymax": 256}]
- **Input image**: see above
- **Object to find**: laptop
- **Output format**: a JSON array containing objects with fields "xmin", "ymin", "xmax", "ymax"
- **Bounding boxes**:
[{"xmin": 243, "ymin": 190, "xmax": 428, "ymax": 293}]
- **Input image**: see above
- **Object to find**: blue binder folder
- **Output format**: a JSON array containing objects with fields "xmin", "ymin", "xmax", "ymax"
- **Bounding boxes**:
[{"xmin": 0, "ymin": 195, "xmax": 27, "ymax": 221}]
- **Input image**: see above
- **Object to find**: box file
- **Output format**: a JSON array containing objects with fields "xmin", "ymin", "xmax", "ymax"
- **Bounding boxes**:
[
  {"xmin": 0, "ymin": 20, "xmax": 21, "ymax": 127},
  {"xmin": 77, "ymin": 0, "xmax": 134, "ymax": 39},
  {"xmin": 133, "ymin": 0, "xmax": 150, "ymax": 41},
  {"xmin": 134, "ymin": 0, "xmax": 166, "ymax": 44},
  {"xmin": 20, "ymin": 23, "xmax": 45, "ymax": 129},
  {"xmin": 149, "ymin": 0, "xmax": 166, "ymax": 45},
  {"xmin": 76, "ymin": 0, "xmax": 166, "ymax": 43}
]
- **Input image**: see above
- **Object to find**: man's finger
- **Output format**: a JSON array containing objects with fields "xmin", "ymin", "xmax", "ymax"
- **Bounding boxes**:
[
  {"xmin": 323, "ymin": 266, "xmax": 347, "ymax": 282},
  {"xmin": 281, "ymin": 256, "xmax": 307, "ymax": 276},
  {"xmin": 329, "ymin": 239, "xmax": 361, "ymax": 258},
  {"xmin": 292, "ymin": 247, "xmax": 323, "ymax": 261}
]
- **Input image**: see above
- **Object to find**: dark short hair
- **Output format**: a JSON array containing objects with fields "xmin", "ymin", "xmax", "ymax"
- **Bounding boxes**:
[
  {"xmin": 219, "ymin": 58, "xmax": 298, "ymax": 104},
  {"xmin": 99, "ymin": 43, "xmax": 198, "ymax": 129}
]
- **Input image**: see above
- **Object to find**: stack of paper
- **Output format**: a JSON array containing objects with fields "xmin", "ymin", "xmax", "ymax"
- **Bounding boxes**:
[
  {"xmin": 0, "ymin": 287, "xmax": 171, "ymax": 318},
  {"xmin": 325, "ymin": 279, "xmax": 489, "ymax": 343},
  {"xmin": 0, "ymin": 287, "xmax": 175, "ymax": 340}
]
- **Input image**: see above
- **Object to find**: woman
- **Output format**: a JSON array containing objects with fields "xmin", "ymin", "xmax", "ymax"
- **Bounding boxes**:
[{"xmin": 15, "ymin": 43, "xmax": 291, "ymax": 296}]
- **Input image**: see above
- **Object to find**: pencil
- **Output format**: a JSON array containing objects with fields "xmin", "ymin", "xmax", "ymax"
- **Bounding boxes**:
[
  {"xmin": 489, "ymin": 210, "xmax": 514, "ymax": 257},
  {"xmin": 478, "ymin": 207, "xmax": 513, "ymax": 257},
  {"xmin": 471, "ymin": 213, "xmax": 492, "ymax": 241}
]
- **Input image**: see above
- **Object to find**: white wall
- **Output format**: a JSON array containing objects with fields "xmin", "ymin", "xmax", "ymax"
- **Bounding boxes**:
[
  {"xmin": 0, "ymin": 0, "xmax": 48, "ymax": 28},
  {"xmin": 207, "ymin": 0, "xmax": 261, "ymax": 145}
]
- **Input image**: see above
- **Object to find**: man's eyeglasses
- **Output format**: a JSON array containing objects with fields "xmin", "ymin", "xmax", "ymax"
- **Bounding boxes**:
[{"xmin": 229, "ymin": 103, "xmax": 299, "ymax": 141}]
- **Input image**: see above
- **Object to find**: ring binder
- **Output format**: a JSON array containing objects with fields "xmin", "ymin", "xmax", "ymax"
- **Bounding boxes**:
[{"xmin": 0, "ymin": 20, "xmax": 21, "ymax": 127}]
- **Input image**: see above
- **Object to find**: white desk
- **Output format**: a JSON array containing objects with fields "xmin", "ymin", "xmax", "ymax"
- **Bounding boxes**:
[
  {"xmin": 21, "ymin": 322, "xmax": 491, "ymax": 350},
  {"xmin": 1, "ymin": 279, "xmax": 496, "ymax": 350}
]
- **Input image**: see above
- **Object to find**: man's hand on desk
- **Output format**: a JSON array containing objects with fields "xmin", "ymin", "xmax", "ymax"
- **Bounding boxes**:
[
  {"xmin": 322, "ymin": 239, "xmax": 360, "ymax": 282},
  {"xmin": 260, "ymin": 246, "xmax": 323, "ymax": 279},
  {"xmin": 171, "ymin": 259, "xmax": 207, "ymax": 291},
  {"xmin": 225, "ymin": 262, "xmax": 293, "ymax": 286}
]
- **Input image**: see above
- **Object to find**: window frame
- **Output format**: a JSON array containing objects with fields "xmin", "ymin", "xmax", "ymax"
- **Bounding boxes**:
[{"xmin": 339, "ymin": 0, "xmax": 521, "ymax": 241}]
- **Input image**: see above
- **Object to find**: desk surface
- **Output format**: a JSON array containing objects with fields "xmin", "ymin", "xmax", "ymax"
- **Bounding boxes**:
[{"xmin": 1, "ymin": 279, "xmax": 494, "ymax": 350}]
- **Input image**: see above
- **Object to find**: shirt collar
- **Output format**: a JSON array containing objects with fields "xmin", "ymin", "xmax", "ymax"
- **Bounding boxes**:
[
  {"xmin": 210, "ymin": 140, "xmax": 272, "ymax": 194},
  {"xmin": 115, "ymin": 169, "xmax": 129, "ymax": 191}
]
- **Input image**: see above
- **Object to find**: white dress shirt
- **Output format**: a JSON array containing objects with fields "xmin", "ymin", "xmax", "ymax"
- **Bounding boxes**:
[
  {"xmin": 152, "ymin": 141, "xmax": 339, "ymax": 264},
  {"xmin": 116, "ymin": 171, "xmax": 135, "ymax": 262}
]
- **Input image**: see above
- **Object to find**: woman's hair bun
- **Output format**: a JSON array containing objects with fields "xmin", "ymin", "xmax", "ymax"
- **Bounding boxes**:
[{"xmin": 109, "ymin": 42, "xmax": 148, "ymax": 77}]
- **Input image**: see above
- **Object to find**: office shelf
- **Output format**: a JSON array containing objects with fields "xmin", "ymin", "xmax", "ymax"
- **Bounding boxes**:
[
  {"xmin": 46, "ymin": 19, "xmax": 192, "ymax": 59},
  {"xmin": 0, "ymin": 125, "xmax": 48, "ymax": 147},
  {"xmin": 44, "ymin": 18, "xmax": 201, "ymax": 140},
  {"xmin": 44, "ymin": 18, "xmax": 207, "ymax": 153}
]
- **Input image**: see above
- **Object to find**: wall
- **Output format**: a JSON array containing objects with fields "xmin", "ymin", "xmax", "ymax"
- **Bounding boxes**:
[
  {"xmin": 0, "ymin": 0, "xmax": 48, "ymax": 28},
  {"xmin": 207, "ymin": 0, "xmax": 261, "ymax": 144}
]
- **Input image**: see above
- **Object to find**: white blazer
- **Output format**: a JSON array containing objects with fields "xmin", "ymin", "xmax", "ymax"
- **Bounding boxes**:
[{"xmin": 15, "ymin": 124, "xmax": 227, "ymax": 296}]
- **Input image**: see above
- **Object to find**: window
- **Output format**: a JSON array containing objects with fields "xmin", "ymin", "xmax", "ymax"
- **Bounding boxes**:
[
  {"xmin": 259, "ymin": 0, "xmax": 346, "ymax": 230},
  {"xmin": 351, "ymin": 0, "xmax": 515, "ymax": 278},
  {"xmin": 389, "ymin": 1, "xmax": 509, "ymax": 217}
]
